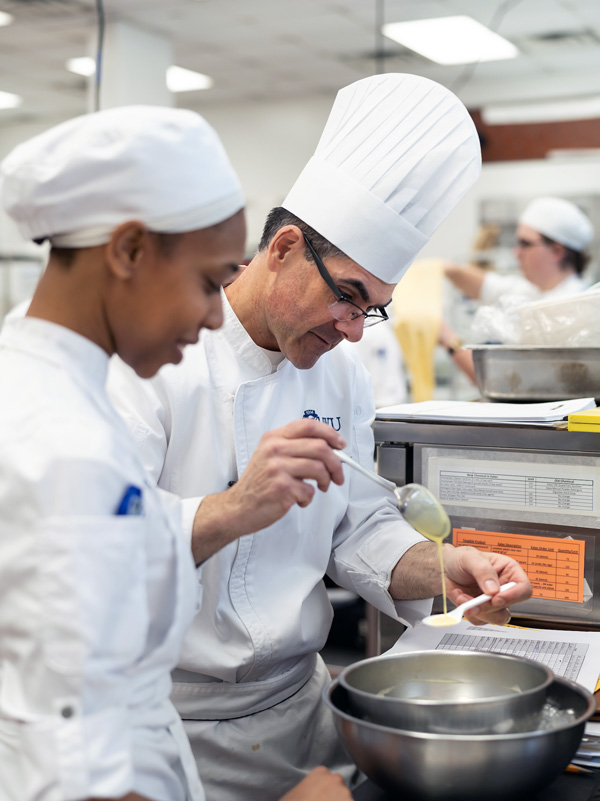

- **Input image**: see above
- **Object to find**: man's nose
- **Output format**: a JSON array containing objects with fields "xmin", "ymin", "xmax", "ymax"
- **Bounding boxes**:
[{"xmin": 333, "ymin": 315, "xmax": 366, "ymax": 343}]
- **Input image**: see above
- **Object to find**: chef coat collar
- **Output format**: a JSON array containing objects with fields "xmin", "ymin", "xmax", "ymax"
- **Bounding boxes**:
[
  {"xmin": 221, "ymin": 291, "xmax": 284, "ymax": 376},
  {"xmin": 0, "ymin": 316, "xmax": 110, "ymax": 395}
]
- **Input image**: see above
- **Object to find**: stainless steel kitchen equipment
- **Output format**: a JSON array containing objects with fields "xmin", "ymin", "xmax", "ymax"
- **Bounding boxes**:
[
  {"xmin": 470, "ymin": 345, "xmax": 600, "ymax": 402},
  {"xmin": 325, "ymin": 676, "xmax": 595, "ymax": 801},
  {"xmin": 338, "ymin": 651, "xmax": 552, "ymax": 734},
  {"xmin": 374, "ymin": 413, "xmax": 600, "ymax": 629}
]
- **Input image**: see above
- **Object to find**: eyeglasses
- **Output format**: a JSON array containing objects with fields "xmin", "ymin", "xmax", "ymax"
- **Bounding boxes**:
[
  {"xmin": 515, "ymin": 238, "xmax": 547, "ymax": 250},
  {"xmin": 302, "ymin": 234, "xmax": 389, "ymax": 328}
]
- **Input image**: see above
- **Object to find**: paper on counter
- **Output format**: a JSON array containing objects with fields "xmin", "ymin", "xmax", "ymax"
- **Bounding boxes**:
[
  {"xmin": 388, "ymin": 619, "xmax": 600, "ymax": 693},
  {"xmin": 376, "ymin": 398, "xmax": 596, "ymax": 424}
]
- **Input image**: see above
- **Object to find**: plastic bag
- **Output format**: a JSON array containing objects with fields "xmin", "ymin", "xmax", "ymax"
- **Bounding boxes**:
[
  {"xmin": 471, "ymin": 291, "xmax": 534, "ymax": 345},
  {"xmin": 517, "ymin": 289, "xmax": 600, "ymax": 347}
]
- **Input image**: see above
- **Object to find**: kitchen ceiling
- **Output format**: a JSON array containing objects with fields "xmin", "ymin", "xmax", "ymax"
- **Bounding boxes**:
[{"xmin": 0, "ymin": 0, "xmax": 599, "ymax": 127}]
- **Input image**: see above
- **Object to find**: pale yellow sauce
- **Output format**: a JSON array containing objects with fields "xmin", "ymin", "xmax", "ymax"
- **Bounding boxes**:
[
  {"xmin": 435, "ymin": 539, "xmax": 448, "ymax": 616},
  {"xmin": 426, "ymin": 614, "xmax": 457, "ymax": 627}
]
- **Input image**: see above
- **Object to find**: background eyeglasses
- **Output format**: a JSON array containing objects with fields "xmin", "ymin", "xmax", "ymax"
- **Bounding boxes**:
[
  {"xmin": 515, "ymin": 238, "xmax": 547, "ymax": 249},
  {"xmin": 303, "ymin": 234, "xmax": 388, "ymax": 327}
]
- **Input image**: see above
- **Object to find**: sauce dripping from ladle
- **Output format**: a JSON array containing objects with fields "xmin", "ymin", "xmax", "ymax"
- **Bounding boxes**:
[{"xmin": 333, "ymin": 452, "xmax": 451, "ymax": 614}]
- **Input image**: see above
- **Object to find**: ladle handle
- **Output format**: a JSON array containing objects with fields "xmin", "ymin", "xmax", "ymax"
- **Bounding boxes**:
[{"xmin": 333, "ymin": 449, "xmax": 396, "ymax": 492}]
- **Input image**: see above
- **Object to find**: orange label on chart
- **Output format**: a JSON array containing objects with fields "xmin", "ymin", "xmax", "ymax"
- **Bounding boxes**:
[{"xmin": 453, "ymin": 528, "xmax": 586, "ymax": 604}]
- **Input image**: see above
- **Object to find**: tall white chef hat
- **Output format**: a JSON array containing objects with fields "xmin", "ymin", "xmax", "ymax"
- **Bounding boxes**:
[
  {"xmin": 282, "ymin": 73, "xmax": 481, "ymax": 284},
  {"xmin": 519, "ymin": 197, "xmax": 593, "ymax": 252},
  {"xmin": 0, "ymin": 105, "xmax": 244, "ymax": 248}
]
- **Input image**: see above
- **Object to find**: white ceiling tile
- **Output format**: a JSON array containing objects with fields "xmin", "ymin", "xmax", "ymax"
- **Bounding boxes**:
[{"xmin": 0, "ymin": 0, "xmax": 598, "ymax": 126}]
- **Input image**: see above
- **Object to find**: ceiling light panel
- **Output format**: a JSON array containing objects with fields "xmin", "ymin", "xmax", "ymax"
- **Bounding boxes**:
[
  {"xmin": 0, "ymin": 90, "xmax": 22, "ymax": 109},
  {"xmin": 0, "ymin": 10, "xmax": 13, "ymax": 26},
  {"xmin": 166, "ymin": 66, "xmax": 213, "ymax": 92},
  {"xmin": 382, "ymin": 16, "xmax": 519, "ymax": 65},
  {"xmin": 66, "ymin": 56, "xmax": 96, "ymax": 77},
  {"xmin": 65, "ymin": 60, "xmax": 214, "ymax": 93}
]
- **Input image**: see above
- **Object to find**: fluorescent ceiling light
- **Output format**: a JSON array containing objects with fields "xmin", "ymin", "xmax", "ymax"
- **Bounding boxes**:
[
  {"xmin": 166, "ymin": 66, "xmax": 213, "ymax": 92},
  {"xmin": 0, "ymin": 90, "xmax": 22, "ymax": 109},
  {"xmin": 482, "ymin": 95, "xmax": 600, "ymax": 125},
  {"xmin": 0, "ymin": 11, "xmax": 13, "ymax": 26},
  {"xmin": 382, "ymin": 16, "xmax": 518, "ymax": 65},
  {"xmin": 66, "ymin": 57, "xmax": 96, "ymax": 77},
  {"xmin": 66, "ymin": 59, "xmax": 213, "ymax": 92}
]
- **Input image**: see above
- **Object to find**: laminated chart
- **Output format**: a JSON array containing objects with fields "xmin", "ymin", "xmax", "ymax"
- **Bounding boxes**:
[{"xmin": 453, "ymin": 528, "xmax": 585, "ymax": 603}]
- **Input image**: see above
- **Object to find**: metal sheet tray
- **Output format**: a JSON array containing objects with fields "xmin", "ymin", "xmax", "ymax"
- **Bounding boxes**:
[{"xmin": 470, "ymin": 346, "xmax": 600, "ymax": 402}]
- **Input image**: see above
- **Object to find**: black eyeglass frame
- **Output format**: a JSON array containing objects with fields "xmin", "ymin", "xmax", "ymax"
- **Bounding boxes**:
[
  {"xmin": 302, "ymin": 234, "xmax": 389, "ymax": 327},
  {"xmin": 515, "ymin": 238, "xmax": 549, "ymax": 250}
]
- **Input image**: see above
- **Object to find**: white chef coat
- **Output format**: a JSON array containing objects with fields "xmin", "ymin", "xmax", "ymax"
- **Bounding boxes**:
[
  {"xmin": 479, "ymin": 271, "xmax": 586, "ymax": 306},
  {"xmin": 0, "ymin": 317, "xmax": 204, "ymax": 801},
  {"xmin": 108, "ymin": 292, "xmax": 430, "ymax": 718}
]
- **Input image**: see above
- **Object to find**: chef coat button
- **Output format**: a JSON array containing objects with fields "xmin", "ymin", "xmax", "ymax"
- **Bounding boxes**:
[
  {"xmin": 61, "ymin": 705, "xmax": 74, "ymax": 718},
  {"xmin": 354, "ymin": 405, "xmax": 362, "ymax": 416}
]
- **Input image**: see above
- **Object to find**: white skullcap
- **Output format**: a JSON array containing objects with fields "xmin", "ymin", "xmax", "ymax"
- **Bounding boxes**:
[
  {"xmin": 282, "ymin": 73, "xmax": 481, "ymax": 284},
  {"xmin": 0, "ymin": 105, "xmax": 244, "ymax": 248},
  {"xmin": 519, "ymin": 197, "xmax": 593, "ymax": 252}
]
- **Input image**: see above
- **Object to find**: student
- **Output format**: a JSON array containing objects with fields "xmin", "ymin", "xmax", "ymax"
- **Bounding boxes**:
[
  {"xmin": 0, "ymin": 106, "xmax": 351, "ymax": 801},
  {"xmin": 108, "ymin": 75, "xmax": 533, "ymax": 801}
]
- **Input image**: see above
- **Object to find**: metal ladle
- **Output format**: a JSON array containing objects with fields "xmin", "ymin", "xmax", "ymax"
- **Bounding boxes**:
[
  {"xmin": 333, "ymin": 451, "xmax": 450, "ymax": 539},
  {"xmin": 334, "ymin": 451, "xmax": 453, "ymax": 612}
]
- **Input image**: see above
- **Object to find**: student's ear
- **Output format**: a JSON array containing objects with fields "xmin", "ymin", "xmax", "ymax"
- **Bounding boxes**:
[
  {"xmin": 267, "ymin": 225, "xmax": 305, "ymax": 271},
  {"xmin": 105, "ymin": 221, "xmax": 149, "ymax": 280}
]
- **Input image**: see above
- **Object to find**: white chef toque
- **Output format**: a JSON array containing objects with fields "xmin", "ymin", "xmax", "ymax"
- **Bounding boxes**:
[
  {"xmin": 519, "ymin": 197, "xmax": 594, "ymax": 252},
  {"xmin": 0, "ymin": 105, "xmax": 244, "ymax": 248},
  {"xmin": 282, "ymin": 73, "xmax": 481, "ymax": 284}
]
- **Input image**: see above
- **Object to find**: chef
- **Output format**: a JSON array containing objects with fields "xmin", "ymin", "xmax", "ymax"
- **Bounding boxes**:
[
  {"xmin": 440, "ymin": 197, "xmax": 594, "ymax": 380},
  {"xmin": 108, "ymin": 74, "xmax": 532, "ymax": 801},
  {"xmin": 0, "ymin": 107, "xmax": 351, "ymax": 801}
]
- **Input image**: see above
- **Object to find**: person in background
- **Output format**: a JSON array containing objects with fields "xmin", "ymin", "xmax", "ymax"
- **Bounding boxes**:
[
  {"xmin": 108, "ymin": 74, "xmax": 532, "ymax": 801},
  {"xmin": 348, "ymin": 318, "xmax": 407, "ymax": 408},
  {"xmin": 0, "ymin": 107, "xmax": 351, "ymax": 801},
  {"xmin": 440, "ymin": 197, "xmax": 594, "ymax": 382}
]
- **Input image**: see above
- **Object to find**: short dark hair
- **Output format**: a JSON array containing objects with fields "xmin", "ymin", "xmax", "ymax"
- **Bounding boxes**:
[
  {"xmin": 50, "ymin": 247, "xmax": 77, "ymax": 267},
  {"xmin": 540, "ymin": 234, "xmax": 589, "ymax": 276},
  {"xmin": 50, "ymin": 232, "xmax": 185, "ymax": 266},
  {"xmin": 258, "ymin": 207, "xmax": 346, "ymax": 263}
]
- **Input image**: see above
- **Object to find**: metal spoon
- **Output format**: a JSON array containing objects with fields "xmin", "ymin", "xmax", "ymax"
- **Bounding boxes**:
[{"xmin": 422, "ymin": 581, "xmax": 517, "ymax": 627}]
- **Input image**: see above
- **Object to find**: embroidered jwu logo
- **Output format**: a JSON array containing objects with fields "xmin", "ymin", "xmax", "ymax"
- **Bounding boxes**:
[{"xmin": 303, "ymin": 409, "xmax": 342, "ymax": 431}]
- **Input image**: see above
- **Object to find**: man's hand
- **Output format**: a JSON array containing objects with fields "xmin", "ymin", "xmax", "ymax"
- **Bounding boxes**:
[
  {"xmin": 443, "ymin": 546, "xmax": 532, "ymax": 625},
  {"xmin": 191, "ymin": 419, "xmax": 346, "ymax": 563},
  {"xmin": 390, "ymin": 542, "xmax": 532, "ymax": 626},
  {"xmin": 279, "ymin": 766, "xmax": 352, "ymax": 801}
]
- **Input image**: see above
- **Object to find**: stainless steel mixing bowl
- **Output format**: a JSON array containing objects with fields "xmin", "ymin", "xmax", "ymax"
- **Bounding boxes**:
[
  {"xmin": 338, "ymin": 651, "xmax": 553, "ymax": 734},
  {"xmin": 325, "ymin": 676, "xmax": 595, "ymax": 801}
]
